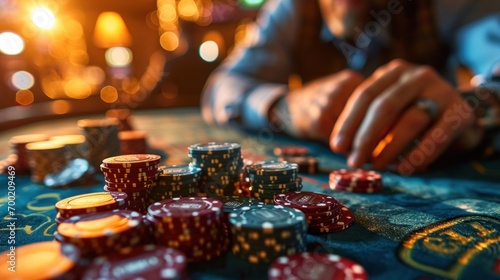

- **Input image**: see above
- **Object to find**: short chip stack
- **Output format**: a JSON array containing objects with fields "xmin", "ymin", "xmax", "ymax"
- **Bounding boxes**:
[
  {"xmin": 118, "ymin": 131, "xmax": 148, "ymax": 154},
  {"xmin": 26, "ymin": 140, "xmax": 70, "ymax": 183},
  {"xmin": 101, "ymin": 154, "xmax": 161, "ymax": 214},
  {"xmin": 274, "ymin": 191, "xmax": 354, "ymax": 234},
  {"xmin": 246, "ymin": 161, "xmax": 303, "ymax": 203},
  {"xmin": 83, "ymin": 244, "xmax": 187, "ymax": 280},
  {"xmin": 268, "ymin": 253, "xmax": 368, "ymax": 280},
  {"xmin": 149, "ymin": 165, "xmax": 201, "ymax": 203},
  {"xmin": 4, "ymin": 134, "xmax": 50, "ymax": 175},
  {"xmin": 229, "ymin": 205, "xmax": 307, "ymax": 264},
  {"xmin": 188, "ymin": 142, "xmax": 243, "ymax": 196},
  {"xmin": 54, "ymin": 210, "xmax": 150, "ymax": 258},
  {"xmin": 274, "ymin": 145, "xmax": 319, "ymax": 174},
  {"xmin": 146, "ymin": 197, "xmax": 227, "ymax": 262},
  {"xmin": 55, "ymin": 192, "xmax": 128, "ymax": 224},
  {"xmin": 329, "ymin": 169, "xmax": 383, "ymax": 193}
]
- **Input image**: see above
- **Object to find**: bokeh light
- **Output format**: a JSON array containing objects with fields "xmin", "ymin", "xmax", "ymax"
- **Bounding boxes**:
[
  {"xmin": 160, "ymin": 31, "xmax": 179, "ymax": 51},
  {"xmin": 11, "ymin": 71, "xmax": 35, "ymax": 90},
  {"xmin": 64, "ymin": 78, "xmax": 92, "ymax": 99},
  {"xmin": 199, "ymin": 40, "xmax": 219, "ymax": 62},
  {"xmin": 32, "ymin": 7, "xmax": 56, "ymax": 30},
  {"xmin": 178, "ymin": 0, "xmax": 199, "ymax": 20},
  {"xmin": 15, "ymin": 90, "xmax": 34, "ymax": 106},
  {"xmin": 0, "ymin": 32, "xmax": 24, "ymax": 55},
  {"xmin": 100, "ymin": 85, "xmax": 119, "ymax": 103},
  {"xmin": 105, "ymin": 47, "xmax": 133, "ymax": 67},
  {"xmin": 51, "ymin": 100, "xmax": 71, "ymax": 114}
]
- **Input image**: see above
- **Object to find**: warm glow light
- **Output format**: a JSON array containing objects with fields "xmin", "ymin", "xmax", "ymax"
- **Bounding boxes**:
[
  {"xmin": 51, "ymin": 100, "xmax": 71, "ymax": 114},
  {"xmin": 178, "ymin": 0, "xmax": 199, "ymax": 20},
  {"xmin": 159, "ymin": 3, "xmax": 177, "ymax": 22},
  {"xmin": 0, "ymin": 32, "xmax": 24, "ymax": 55},
  {"xmin": 16, "ymin": 90, "xmax": 34, "ymax": 105},
  {"xmin": 160, "ymin": 31, "xmax": 179, "ymax": 51},
  {"xmin": 32, "ymin": 7, "xmax": 56, "ymax": 29},
  {"xmin": 199, "ymin": 40, "xmax": 219, "ymax": 62},
  {"xmin": 83, "ymin": 66, "xmax": 106, "ymax": 85},
  {"xmin": 93, "ymin": 12, "xmax": 132, "ymax": 48},
  {"xmin": 64, "ymin": 78, "xmax": 92, "ymax": 99},
  {"xmin": 105, "ymin": 47, "xmax": 133, "ymax": 67},
  {"xmin": 100, "ymin": 85, "xmax": 119, "ymax": 103},
  {"xmin": 372, "ymin": 133, "xmax": 394, "ymax": 158},
  {"xmin": 11, "ymin": 71, "xmax": 35, "ymax": 90}
]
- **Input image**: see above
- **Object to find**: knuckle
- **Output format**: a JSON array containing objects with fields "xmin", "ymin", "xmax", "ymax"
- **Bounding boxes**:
[
  {"xmin": 340, "ymin": 69, "xmax": 363, "ymax": 82},
  {"xmin": 387, "ymin": 59, "xmax": 409, "ymax": 70},
  {"xmin": 372, "ymin": 97, "xmax": 396, "ymax": 114},
  {"xmin": 414, "ymin": 65, "xmax": 437, "ymax": 80}
]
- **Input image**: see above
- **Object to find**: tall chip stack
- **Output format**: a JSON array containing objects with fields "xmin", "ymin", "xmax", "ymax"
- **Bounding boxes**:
[
  {"xmin": 148, "ymin": 165, "xmax": 201, "ymax": 204},
  {"xmin": 229, "ymin": 204, "xmax": 308, "ymax": 264},
  {"xmin": 246, "ymin": 161, "xmax": 303, "ymax": 203},
  {"xmin": 26, "ymin": 140, "xmax": 70, "ymax": 183},
  {"xmin": 77, "ymin": 118, "xmax": 120, "ymax": 171},
  {"xmin": 54, "ymin": 210, "xmax": 151, "ymax": 258},
  {"xmin": 100, "ymin": 154, "xmax": 161, "ymax": 214},
  {"xmin": 5, "ymin": 134, "xmax": 50, "ymax": 174},
  {"xmin": 188, "ymin": 142, "xmax": 243, "ymax": 196},
  {"xmin": 146, "ymin": 197, "xmax": 228, "ymax": 262}
]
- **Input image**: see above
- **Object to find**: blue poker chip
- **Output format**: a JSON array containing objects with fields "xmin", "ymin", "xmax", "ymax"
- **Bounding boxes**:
[
  {"xmin": 158, "ymin": 165, "xmax": 201, "ymax": 179},
  {"xmin": 246, "ymin": 160, "xmax": 298, "ymax": 176},
  {"xmin": 229, "ymin": 205, "xmax": 306, "ymax": 230},
  {"xmin": 44, "ymin": 158, "xmax": 91, "ymax": 188}
]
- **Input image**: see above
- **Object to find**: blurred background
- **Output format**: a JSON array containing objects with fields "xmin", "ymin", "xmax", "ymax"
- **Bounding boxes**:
[{"xmin": 0, "ymin": 0, "xmax": 263, "ymax": 131}]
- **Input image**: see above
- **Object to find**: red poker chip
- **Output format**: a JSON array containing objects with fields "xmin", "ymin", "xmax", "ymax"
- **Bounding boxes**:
[
  {"xmin": 105, "ymin": 175, "xmax": 158, "ymax": 184},
  {"xmin": 268, "ymin": 252, "xmax": 368, "ymax": 280},
  {"xmin": 148, "ymin": 197, "xmax": 223, "ymax": 224},
  {"xmin": 329, "ymin": 181, "xmax": 383, "ymax": 194},
  {"xmin": 102, "ymin": 154, "xmax": 161, "ymax": 168},
  {"xmin": 83, "ymin": 244, "xmax": 187, "ymax": 280},
  {"xmin": 103, "ymin": 169, "xmax": 159, "ymax": 179},
  {"xmin": 273, "ymin": 191, "xmax": 340, "ymax": 213},
  {"xmin": 273, "ymin": 146, "xmax": 309, "ymax": 157},
  {"xmin": 105, "ymin": 180, "xmax": 153, "ymax": 189},
  {"xmin": 100, "ymin": 164, "xmax": 159, "ymax": 174},
  {"xmin": 329, "ymin": 169, "xmax": 382, "ymax": 183},
  {"xmin": 308, "ymin": 206, "xmax": 354, "ymax": 233}
]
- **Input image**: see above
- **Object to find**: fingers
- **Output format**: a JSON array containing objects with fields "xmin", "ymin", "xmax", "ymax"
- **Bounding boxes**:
[{"xmin": 330, "ymin": 60, "xmax": 412, "ymax": 154}]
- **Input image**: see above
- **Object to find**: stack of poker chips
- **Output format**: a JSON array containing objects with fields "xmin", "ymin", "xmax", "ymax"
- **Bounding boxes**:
[
  {"xmin": 77, "ymin": 118, "xmax": 121, "ymax": 170},
  {"xmin": 274, "ymin": 145, "xmax": 319, "ymax": 174},
  {"xmin": 54, "ymin": 209, "xmax": 151, "ymax": 258},
  {"xmin": 106, "ymin": 108, "xmax": 134, "ymax": 131},
  {"xmin": 216, "ymin": 196, "xmax": 264, "ymax": 243},
  {"xmin": 149, "ymin": 165, "xmax": 201, "ymax": 204},
  {"xmin": 268, "ymin": 253, "xmax": 368, "ymax": 280},
  {"xmin": 50, "ymin": 134, "xmax": 88, "ymax": 160},
  {"xmin": 83, "ymin": 245, "xmax": 187, "ymax": 280},
  {"xmin": 44, "ymin": 158, "xmax": 94, "ymax": 188},
  {"xmin": 274, "ymin": 191, "xmax": 354, "ymax": 234},
  {"xmin": 26, "ymin": 140, "xmax": 70, "ymax": 183},
  {"xmin": 329, "ymin": 169, "xmax": 383, "ymax": 193},
  {"xmin": 246, "ymin": 160, "xmax": 303, "ymax": 203},
  {"xmin": 188, "ymin": 142, "xmax": 243, "ymax": 196},
  {"xmin": 146, "ymin": 197, "xmax": 228, "ymax": 262},
  {"xmin": 2, "ymin": 134, "xmax": 50, "ymax": 175},
  {"xmin": 101, "ymin": 154, "xmax": 161, "ymax": 214},
  {"xmin": 54, "ymin": 192, "xmax": 128, "ymax": 224},
  {"xmin": 0, "ymin": 241, "xmax": 83, "ymax": 280},
  {"xmin": 118, "ymin": 131, "xmax": 148, "ymax": 154},
  {"xmin": 229, "ymin": 204, "xmax": 307, "ymax": 264}
]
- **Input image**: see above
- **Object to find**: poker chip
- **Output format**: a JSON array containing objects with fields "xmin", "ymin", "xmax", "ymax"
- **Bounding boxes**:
[
  {"xmin": 100, "ymin": 164, "xmax": 158, "ymax": 173},
  {"xmin": 329, "ymin": 169, "xmax": 383, "ymax": 193},
  {"xmin": 308, "ymin": 206, "xmax": 354, "ymax": 233},
  {"xmin": 119, "ymin": 130, "xmax": 148, "ymax": 155},
  {"xmin": 273, "ymin": 145, "xmax": 309, "ymax": 157},
  {"xmin": 146, "ymin": 197, "xmax": 228, "ymax": 262},
  {"xmin": 0, "ymin": 241, "xmax": 81, "ymax": 280},
  {"xmin": 44, "ymin": 158, "xmax": 92, "ymax": 188},
  {"xmin": 83, "ymin": 244, "xmax": 187, "ymax": 280},
  {"xmin": 26, "ymin": 140, "xmax": 70, "ymax": 183},
  {"xmin": 188, "ymin": 142, "xmax": 243, "ymax": 196},
  {"xmin": 273, "ymin": 192, "xmax": 339, "ymax": 213},
  {"xmin": 247, "ymin": 160, "xmax": 299, "ymax": 176},
  {"xmin": 278, "ymin": 156, "xmax": 319, "ymax": 174},
  {"xmin": 49, "ymin": 134, "xmax": 87, "ymax": 160},
  {"xmin": 55, "ymin": 192, "xmax": 127, "ymax": 218},
  {"xmin": 78, "ymin": 118, "xmax": 121, "ymax": 170},
  {"xmin": 56, "ymin": 209, "xmax": 149, "ymax": 257},
  {"xmin": 268, "ymin": 253, "xmax": 368, "ymax": 280},
  {"xmin": 102, "ymin": 154, "xmax": 161, "ymax": 168}
]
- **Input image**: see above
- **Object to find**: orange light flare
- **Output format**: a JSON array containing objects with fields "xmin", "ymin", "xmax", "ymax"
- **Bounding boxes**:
[{"xmin": 372, "ymin": 133, "xmax": 394, "ymax": 158}]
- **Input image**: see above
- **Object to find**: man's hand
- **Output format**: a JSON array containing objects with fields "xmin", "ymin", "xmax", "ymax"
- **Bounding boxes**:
[
  {"xmin": 330, "ymin": 59, "xmax": 484, "ymax": 173},
  {"xmin": 271, "ymin": 69, "xmax": 364, "ymax": 143}
]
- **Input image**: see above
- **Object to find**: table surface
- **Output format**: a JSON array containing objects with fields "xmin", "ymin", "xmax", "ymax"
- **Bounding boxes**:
[{"xmin": 0, "ymin": 108, "xmax": 499, "ymax": 280}]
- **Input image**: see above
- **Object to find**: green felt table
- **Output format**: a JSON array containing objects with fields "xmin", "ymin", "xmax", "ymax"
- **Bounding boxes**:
[{"xmin": 0, "ymin": 108, "xmax": 499, "ymax": 280}]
